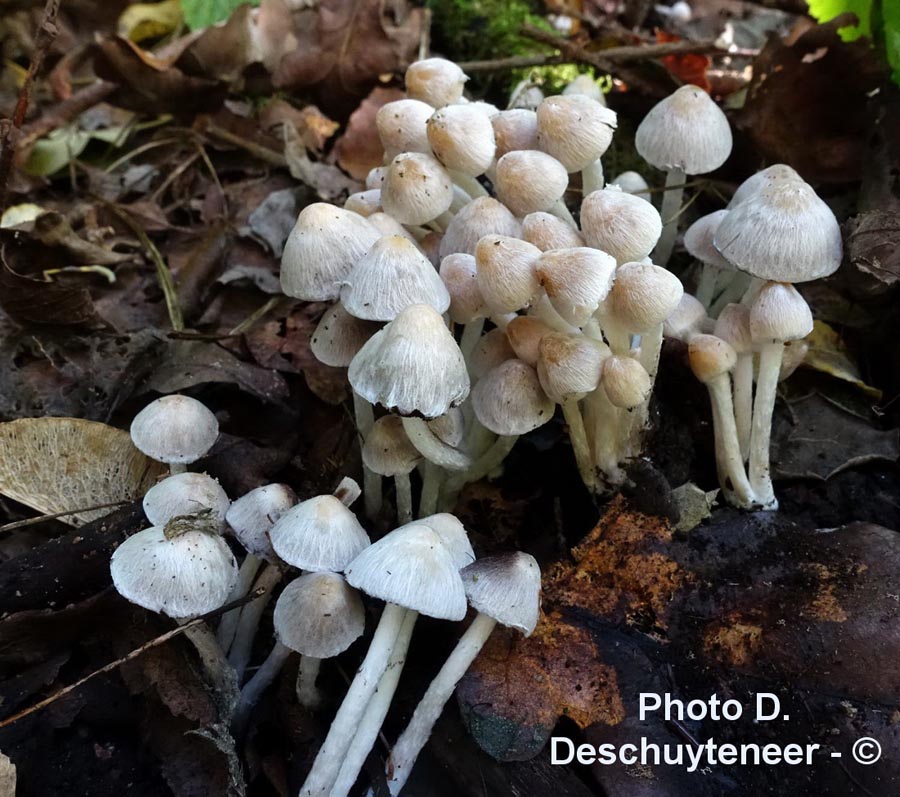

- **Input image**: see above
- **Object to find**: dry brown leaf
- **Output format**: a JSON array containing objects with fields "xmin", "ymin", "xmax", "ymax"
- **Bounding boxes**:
[
  {"xmin": 0, "ymin": 417, "xmax": 166, "ymax": 525},
  {"xmin": 334, "ymin": 86, "xmax": 403, "ymax": 180}
]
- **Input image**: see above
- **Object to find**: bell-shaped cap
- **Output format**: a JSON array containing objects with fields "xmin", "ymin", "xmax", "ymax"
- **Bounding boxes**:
[
  {"xmin": 683, "ymin": 209, "xmax": 732, "ymax": 270},
  {"xmin": 344, "ymin": 189, "xmax": 382, "ymax": 217},
  {"xmin": 536, "ymin": 94, "xmax": 617, "ymax": 172},
  {"xmin": 469, "ymin": 327, "xmax": 515, "ymax": 381},
  {"xmin": 713, "ymin": 180, "xmax": 842, "ymax": 283},
  {"xmin": 349, "ymin": 304, "xmax": 470, "ymax": 418},
  {"xmin": 362, "ymin": 416, "xmax": 422, "ymax": 477},
  {"xmin": 601, "ymin": 355, "xmax": 652, "ymax": 408},
  {"xmin": 494, "ymin": 150, "xmax": 568, "ymax": 217},
  {"xmin": 536, "ymin": 247, "xmax": 617, "ymax": 326},
  {"xmin": 581, "ymin": 186, "xmax": 662, "ymax": 264},
  {"xmin": 440, "ymin": 253, "xmax": 487, "ymax": 324},
  {"xmin": 609, "ymin": 171, "xmax": 650, "ymax": 201},
  {"xmin": 311, "ymin": 303, "xmax": 380, "ymax": 368},
  {"xmin": 522, "ymin": 212, "xmax": 585, "ymax": 251},
  {"xmin": 461, "ymin": 551, "xmax": 541, "ymax": 635},
  {"xmin": 405, "ymin": 58, "xmax": 468, "ymax": 108},
  {"xmin": 472, "ymin": 359, "xmax": 554, "ymax": 435},
  {"xmin": 345, "ymin": 523, "xmax": 468, "ymax": 620},
  {"xmin": 376, "ymin": 98, "xmax": 434, "ymax": 158},
  {"xmin": 606, "ymin": 261, "xmax": 684, "ymax": 334},
  {"xmin": 635, "ymin": 84, "xmax": 732, "ymax": 174},
  {"xmin": 749, "ymin": 282, "xmax": 813, "ymax": 344},
  {"xmin": 537, "ymin": 333, "xmax": 606, "ymax": 402},
  {"xmin": 341, "ymin": 235, "xmax": 450, "ymax": 322},
  {"xmin": 439, "ymin": 197, "xmax": 521, "ymax": 260},
  {"xmin": 562, "ymin": 74, "xmax": 605, "ymax": 103},
  {"xmin": 274, "ymin": 571, "xmax": 365, "ymax": 657},
  {"xmin": 475, "ymin": 234, "xmax": 542, "ymax": 313},
  {"xmin": 427, "ymin": 104, "xmax": 496, "ymax": 177},
  {"xmin": 428, "ymin": 408, "xmax": 465, "ymax": 449},
  {"xmin": 280, "ymin": 203, "xmax": 381, "ymax": 301},
  {"xmin": 492, "ymin": 108, "xmax": 538, "ymax": 159},
  {"xmin": 728, "ymin": 164, "xmax": 801, "ymax": 208},
  {"xmin": 713, "ymin": 303, "xmax": 752, "ymax": 354},
  {"xmin": 400, "ymin": 512, "xmax": 474, "ymax": 570},
  {"xmin": 143, "ymin": 472, "xmax": 230, "ymax": 529},
  {"xmin": 226, "ymin": 483, "xmax": 297, "ymax": 560},
  {"xmin": 688, "ymin": 334, "xmax": 737, "ymax": 383},
  {"xmin": 269, "ymin": 494, "xmax": 370, "ymax": 572},
  {"xmin": 130, "ymin": 395, "xmax": 218, "ymax": 466},
  {"xmin": 663, "ymin": 293, "xmax": 709, "ymax": 343},
  {"xmin": 111, "ymin": 525, "xmax": 237, "ymax": 619},
  {"xmin": 506, "ymin": 316, "xmax": 554, "ymax": 367},
  {"xmin": 382, "ymin": 152, "xmax": 454, "ymax": 226}
]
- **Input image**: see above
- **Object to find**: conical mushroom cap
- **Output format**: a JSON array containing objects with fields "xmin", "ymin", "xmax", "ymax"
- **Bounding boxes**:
[
  {"xmin": 274, "ymin": 572, "xmax": 365, "ymax": 657},
  {"xmin": 713, "ymin": 180, "xmax": 842, "ymax": 283},
  {"xmin": 438, "ymin": 197, "xmax": 521, "ymax": 260},
  {"xmin": 581, "ymin": 187, "xmax": 662, "ymax": 264},
  {"xmin": 280, "ymin": 203, "xmax": 381, "ymax": 301},
  {"xmin": 475, "ymin": 234, "xmax": 542, "ymax": 313},
  {"xmin": 536, "ymin": 247, "xmax": 616, "ymax": 326},
  {"xmin": 713, "ymin": 303, "xmax": 752, "ymax": 353},
  {"xmin": 376, "ymin": 98, "xmax": 434, "ymax": 158},
  {"xmin": 362, "ymin": 416, "xmax": 422, "ymax": 477},
  {"xmin": 683, "ymin": 210, "xmax": 732, "ymax": 270},
  {"xmin": 405, "ymin": 58, "xmax": 468, "ymax": 108},
  {"xmin": 601, "ymin": 355, "xmax": 652, "ymax": 408},
  {"xmin": 522, "ymin": 212, "xmax": 584, "ymax": 251},
  {"xmin": 130, "ymin": 395, "xmax": 218, "ymax": 466},
  {"xmin": 143, "ymin": 472, "xmax": 230, "ymax": 529},
  {"xmin": 688, "ymin": 334, "xmax": 737, "ymax": 383},
  {"xmin": 749, "ymin": 282, "xmax": 813, "ymax": 343},
  {"xmin": 428, "ymin": 408, "xmax": 465, "ymax": 448},
  {"xmin": 405, "ymin": 512, "xmax": 474, "ymax": 570},
  {"xmin": 494, "ymin": 150, "xmax": 568, "ymax": 217},
  {"xmin": 345, "ymin": 524, "xmax": 467, "ymax": 620},
  {"xmin": 663, "ymin": 293, "xmax": 708, "ymax": 343},
  {"xmin": 341, "ymin": 235, "xmax": 450, "ymax": 322},
  {"xmin": 427, "ymin": 104, "xmax": 496, "ymax": 177},
  {"xmin": 111, "ymin": 525, "xmax": 238, "ymax": 619},
  {"xmin": 609, "ymin": 171, "xmax": 650, "ymax": 201},
  {"xmin": 635, "ymin": 84, "xmax": 732, "ymax": 174},
  {"xmin": 472, "ymin": 359, "xmax": 554, "ymax": 435},
  {"xmin": 269, "ymin": 494, "xmax": 370, "ymax": 572},
  {"xmin": 492, "ymin": 108, "xmax": 538, "ymax": 159},
  {"xmin": 606, "ymin": 261, "xmax": 684, "ymax": 334},
  {"xmin": 440, "ymin": 253, "xmax": 486, "ymax": 324},
  {"xmin": 469, "ymin": 328, "xmax": 515, "ymax": 381},
  {"xmin": 349, "ymin": 304, "xmax": 470, "ymax": 418},
  {"xmin": 728, "ymin": 164, "xmax": 801, "ymax": 208},
  {"xmin": 461, "ymin": 552, "xmax": 541, "ymax": 635},
  {"xmin": 382, "ymin": 152, "xmax": 454, "ymax": 226},
  {"xmin": 506, "ymin": 316, "xmax": 554, "ymax": 367},
  {"xmin": 344, "ymin": 189, "xmax": 382, "ymax": 217},
  {"xmin": 225, "ymin": 483, "xmax": 297, "ymax": 560},
  {"xmin": 310, "ymin": 303, "xmax": 380, "ymax": 368},
  {"xmin": 537, "ymin": 333, "xmax": 606, "ymax": 402},
  {"xmin": 536, "ymin": 94, "xmax": 617, "ymax": 172}
]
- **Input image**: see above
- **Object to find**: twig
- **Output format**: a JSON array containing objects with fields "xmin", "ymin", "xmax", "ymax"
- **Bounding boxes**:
[
  {"xmin": 0, "ymin": 587, "xmax": 267, "ymax": 730},
  {"xmin": 229, "ymin": 296, "xmax": 283, "ymax": 336},
  {"xmin": 458, "ymin": 54, "xmax": 569, "ymax": 72},
  {"xmin": 0, "ymin": 500, "xmax": 130, "ymax": 534},
  {"xmin": 202, "ymin": 123, "xmax": 288, "ymax": 167},
  {"xmin": 0, "ymin": 0, "xmax": 63, "ymax": 211},
  {"xmin": 17, "ymin": 82, "xmax": 116, "ymax": 153}
]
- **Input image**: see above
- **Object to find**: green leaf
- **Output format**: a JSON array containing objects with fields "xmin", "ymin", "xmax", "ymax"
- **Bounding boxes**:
[
  {"xmin": 883, "ymin": 0, "xmax": 900, "ymax": 83},
  {"xmin": 806, "ymin": 0, "xmax": 872, "ymax": 40},
  {"xmin": 180, "ymin": 0, "xmax": 260, "ymax": 31}
]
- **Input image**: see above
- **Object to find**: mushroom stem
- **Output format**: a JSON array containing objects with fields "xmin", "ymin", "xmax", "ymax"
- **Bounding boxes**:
[
  {"xmin": 385, "ymin": 613, "xmax": 498, "ymax": 795},
  {"xmin": 709, "ymin": 271, "xmax": 751, "ymax": 317},
  {"xmin": 748, "ymin": 341, "xmax": 782, "ymax": 509},
  {"xmin": 330, "ymin": 610, "xmax": 418, "ymax": 797},
  {"xmin": 595, "ymin": 308, "xmax": 633, "ymax": 356},
  {"xmin": 169, "ymin": 463, "xmax": 187, "ymax": 475},
  {"xmin": 401, "ymin": 417, "xmax": 471, "ymax": 471},
  {"xmin": 653, "ymin": 166, "xmax": 686, "ymax": 267},
  {"xmin": 353, "ymin": 392, "xmax": 382, "ymax": 521},
  {"xmin": 232, "ymin": 641, "xmax": 292, "ymax": 736},
  {"xmin": 549, "ymin": 199, "xmax": 578, "ymax": 229},
  {"xmin": 706, "ymin": 376, "xmax": 757, "ymax": 509},
  {"xmin": 296, "ymin": 655, "xmax": 323, "ymax": 709},
  {"xmin": 459, "ymin": 317, "xmax": 485, "ymax": 359},
  {"xmin": 695, "ymin": 264, "xmax": 720, "ymax": 308},
  {"xmin": 581, "ymin": 159, "xmax": 604, "ymax": 195},
  {"xmin": 562, "ymin": 399, "xmax": 596, "ymax": 492},
  {"xmin": 733, "ymin": 353, "xmax": 754, "ymax": 460},
  {"xmin": 395, "ymin": 473, "xmax": 413, "ymax": 524},
  {"xmin": 228, "ymin": 563, "xmax": 284, "ymax": 681},
  {"xmin": 447, "ymin": 170, "xmax": 487, "ymax": 198},
  {"xmin": 418, "ymin": 462, "xmax": 442, "ymax": 517},
  {"xmin": 583, "ymin": 386, "xmax": 625, "ymax": 486},
  {"xmin": 180, "ymin": 620, "xmax": 239, "ymax": 715},
  {"xmin": 638, "ymin": 324, "xmax": 664, "ymax": 386},
  {"xmin": 299, "ymin": 602, "xmax": 408, "ymax": 797},
  {"xmin": 216, "ymin": 553, "xmax": 263, "ymax": 653}
]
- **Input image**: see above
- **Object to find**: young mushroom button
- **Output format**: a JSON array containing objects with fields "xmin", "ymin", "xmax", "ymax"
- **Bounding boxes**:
[
  {"xmin": 130, "ymin": 395, "xmax": 219, "ymax": 475},
  {"xmin": 142, "ymin": 471, "xmax": 230, "ymax": 529}
]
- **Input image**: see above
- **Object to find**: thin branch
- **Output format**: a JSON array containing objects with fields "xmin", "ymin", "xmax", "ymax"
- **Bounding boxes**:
[
  {"xmin": 458, "ymin": 54, "xmax": 568, "ymax": 72},
  {"xmin": 202, "ymin": 123, "xmax": 288, "ymax": 168},
  {"xmin": 0, "ymin": 587, "xmax": 268, "ymax": 730},
  {"xmin": 0, "ymin": 500, "xmax": 130, "ymax": 534},
  {"xmin": 17, "ymin": 81, "xmax": 116, "ymax": 152}
]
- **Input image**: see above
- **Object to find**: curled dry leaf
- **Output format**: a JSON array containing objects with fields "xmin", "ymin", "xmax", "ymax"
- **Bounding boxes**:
[
  {"xmin": 0, "ymin": 417, "xmax": 166, "ymax": 525},
  {"xmin": 803, "ymin": 320, "xmax": 881, "ymax": 398},
  {"xmin": 845, "ymin": 209, "xmax": 900, "ymax": 289},
  {"xmin": 0, "ymin": 261, "xmax": 101, "ymax": 327}
]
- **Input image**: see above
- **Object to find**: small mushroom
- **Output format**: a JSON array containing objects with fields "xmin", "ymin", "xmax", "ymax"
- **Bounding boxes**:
[
  {"xmin": 362, "ymin": 416, "xmax": 422, "ymax": 524},
  {"xmin": 130, "ymin": 395, "xmax": 219, "ymax": 475},
  {"xmin": 142, "ymin": 471, "xmax": 230, "ymax": 529},
  {"xmin": 580, "ymin": 185, "xmax": 662, "ymax": 265},
  {"xmin": 405, "ymin": 58, "xmax": 468, "ymax": 108}
]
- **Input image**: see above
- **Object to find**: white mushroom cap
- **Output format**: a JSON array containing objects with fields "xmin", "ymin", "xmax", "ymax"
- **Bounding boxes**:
[
  {"xmin": 468, "ymin": 328, "xmax": 515, "ymax": 380},
  {"xmin": 713, "ymin": 303, "xmax": 752, "ymax": 353},
  {"xmin": 345, "ymin": 523, "xmax": 468, "ymax": 620},
  {"xmin": 461, "ymin": 551, "xmax": 541, "ymax": 635},
  {"xmin": 474, "ymin": 234, "xmax": 542, "ymax": 313},
  {"xmin": 376, "ymin": 98, "xmax": 434, "ymax": 158},
  {"xmin": 580, "ymin": 186, "xmax": 662, "ymax": 263},
  {"xmin": 269, "ymin": 494, "xmax": 370, "ymax": 572},
  {"xmin": 130, "ymin": 395, "xmax": 219, "ymax": 466},
  {"xmin": 311, "ymin": 303, "xmax": 380, "ymax": 368},
  {"xmin": 382, "ymin": 152, "xmax": 455, "ymax": 226},
  {"xmin": 344, "ymin": 189, "xmax": 382, "ymax": 217},
  {"xmin": 341, "ymin": 236, "xmax": 450, "ymax": 322},
  {"xmin": 428, "ymin": 408, "xmax": 465, "ymax": 449},
  {"xmin": 274, "ymin": 571, "xmax": 366, "ymax": 657},
  {"xmin": 536, "ymin": 247, "xmax": 617, "ymax": 326},
  {"xmin": 365, "ymin": 212, "xmax": 420, "ymax": 246},
  {"xmin": 225, "ymin": 483, "xmax": 297, "ymax": 560},
  {"xmin": 635, "ymin": 84, "xmax": 733, "ymax": 174},
  {"xmin": 601, "ymin": 355, "xmax": 652, "ymax": 408},
  {"xmin": 427, "ymin": 104, "xmax": 496, "ymax": 177},
  {"xmin": 663, "ymin": 293, "xmax": 709, "ymax": 343},
  {"xmin": 506, "ymin": 316, "xmax": 554, "ymax": 367},
  {"xmin": 438, "ymin": 197, "xmax": 521, "ymax": 260},
  {"xmin": 405, "ymin": 58, "xmax": 468, "ymax": 108},
  {"xmin": 494, "ymin": 150, "xmax": 569, "ymax": 217},
  {"xmin": 402, "ymin": 512, "xmax": 474, "ymax": 570},
  {"xmin": 728, "ymin": 164, "xmax": 802, "ymax": 208},
  {"xmin": 366, "ymin": 166, "xmax": 388, "ymax": 189},
  {"xmin": 749, "ymin": 282, "xmax": 813, "ymax": 344},
  {"xmin": 521, "ymin": 212, "xmax": 585, "ymax": 251},
  {"xmin": 562, "ymin": 74, "xmax": 605, "ymax": 104},
  {"xmin": 349, "ymin": 304, "xmax": 470, "ymax": 418},
  {"xmin": 609, "ymin": 171, "xmax": 650, "ymax": 201},
  {"xmin": 491, "ymin": 109, "xmax": 539, "ymax": 159},
  {"xmin": 362, "ymin": 416, "xmax": 422, "ymax": 477},
  {"xmin": 537, "ymin": 333, "xmax": 606, "ymax": 402},
  {"xmin": 606, "ymin": 261, "xmax": 685, "ymax": 334},
  {"xmin": 536, "ymin": 94, "xmax": 617, "ymax": 172},
  {"xmin": 683, "ymin": 209, "xmax": 732, "ymax": 270},
  {"xmin": 110, "ymin": 525, "xmax": 238, "ymax": 619},
  {"xmin": 713, "ymin": 180, "xmax": 842, "ymax": 283},
  {"xmin": 280, "ymin": 203, "xmax": 381, "ymax": 301},
  {"xmin": 472, "ymin": 359, "xmax": 554, "ymax": 435},
  {"xmin": 440, "ymin": 253, "xmax": 487, "ymax": 324},
  {"xmin": 688, "ymin": 334, "xmax": 737, "ymax": 383},
  {"xmin": 143, "ymin": 472, "xmax": 230, "ymax": 529}
]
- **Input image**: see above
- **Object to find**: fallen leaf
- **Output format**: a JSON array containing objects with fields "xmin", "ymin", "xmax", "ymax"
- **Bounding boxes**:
[
  {"xmin": 0, "ymin": 418, "xmax": 165, "ymax": 524},
  {"xmin": 259, "ymin": 100, "xmax": 340, "ymax": 153},
  {"xmin": 803, "ymin": 320, "xmax": 881, "ymax": 398},
  {"xmin": 334, "ymin": 86, "xmax": 403, "ymax": 180},
  {"xmin": 244, "ymin": 187, "xmax": 298, "ymax": 256},
  {"xmin": 283, "ymin": 122, "xmax": 361, "ymax": 202},
  {"xmin": 656, "ymin": 30, "xmax": 711, "ymax": 92},
  {"xmin": 671, "ymin": 481, "xmax": 717, "ymax": 531},
  {"xmin": 118, "ymin": 0, "xmax": 183, "ymax": 42},
  {"xmin": 0, "ymin": 260, "xmax": 101, "ymax": 327},
  {"xmin": 182, "ymin": 0, "xmax": 260, "ymax": 30},
  {"xmin": 845, "ymin": 209, "xmax": 900, "ymax": 288}
]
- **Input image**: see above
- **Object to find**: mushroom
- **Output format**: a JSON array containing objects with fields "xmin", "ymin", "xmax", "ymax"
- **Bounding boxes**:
[
  {"xmin": 609, "ymin": 170, "xmax": 651, "ymax": 202},
  {"xmin": 683, "ymin": 209, "xmax": 733, "ymax": 308},
  {"xmin": 375, "ymin": 98, "xmax": 434, "ymax": 159},
  {"xmin": 521, "ymin": 211, "xmax": 585, "ymax": 251},
  {"xmin": 382, "ymin": 152, "xmax": 455, "ymax": 228},
  {"xmin": 142, "ymin": 471, "xmax": 230, "ymax": 529},
  {"xmin": 713, "ymin": 304, "xmax": 753, "ymax": 459},
  {"xmin": 384, "ymin": 552, "xmax": 541, "ymax": 795},
  {"xmin": 343, "ymin": 189, "xmax": 382, "ymax": 217},
  {"xmin": 600, "ymin": 355, "xmax": 652, "ymax": 409},
  {"xmin": 427, "ymin": 104, "xmax": 496, "ymax": 178},
  {"xmin": 468, "ymin": 327, "xmax": 515, "ymax": 381},
  {"xmin": 474, "ymin": 234, "xmax": 542, "ymax": 314},
  {"xmin": 310, "ymin": 303, "xmax": 380, "ymax": 368},
  {"xmin": 535, "ymin": 246, "xmax": 616, "ymax": 327},
  {"xmin": 490, "ymin": 108, "xmax": 538, "ymax": 160},
  {"xmin": 438, "ymin": 197, "xmax": 521, "ymax": 260},
  {"xmin": 506, "ymin": 316, "xmax": 554, "ymax": 367},
  {"xmin": 440, "ymin": 252, "xmax": 488, "ymax": 356},
  {"xmin": 493, "ymin": 150, "xmax": 573, "ymax": 225},
  {"xmin": 299, "ymin": 523, "xmax": 467, "ymax": 796},
  {"xmin": 727, "ymin": 163, "xmax": 801, "ymax": 208},
  {"xmin": 580, "ymin": 186, "xmax": 662, "ymax": 265},
  {"xmin": 362, "ymin": 416, "xmax": 422, "ymax": 523},
  {"xmin": 405, "ymin": 58, "xmax": 468, "ymax": 108},
  {"xmin": 130, "ymin": 395, "xmax": 219, "ymax": 475},
  {"xmin": 635, "ymin": 84, "xmax": 733, "ymax": 265}
]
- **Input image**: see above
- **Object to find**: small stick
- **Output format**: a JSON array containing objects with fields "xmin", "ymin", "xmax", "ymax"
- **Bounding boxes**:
[
  {"xmin": 0, "ymin": 587, "xmax": 267, "ymax": 730},
  {"xmin": 0, "ymin": 500, "xmax": 130, "ymax": 534}
]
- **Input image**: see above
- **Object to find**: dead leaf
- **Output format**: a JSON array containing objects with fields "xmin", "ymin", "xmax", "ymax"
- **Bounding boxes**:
[
  {"xmin": 845, "ymin": 209, "xmax": 900, "ymax": 288},
  {"xmin": 118, "ymin": 0, "xmax": 183, "ymax": 42},
  {"xmin": 31, "ymin": 212, "xmax": 131, "ymax": 265},
  {"xmin": 0, "ymin": 260, "xmax": 101, "ymax": 327},
  {"xmin": 804, "ymin": 320, "xmax": 881, "ymax": 398},
  {"xmin": 244, "ymin": 187, "xmax": 298, "ymax": 256},
  {"xmin": 0, "ymin": 418, "xmax": 165, "ymax": 524},
  {"xmin": 283, "ymin": 122, "xmax": 361, "ymax": 202},
  {"xmin": 656, "ymin": 30, "xmax": 711, "ymax": 92},
  {"xmin": 334, "ymin": 86, "xmax": 403, "ymax": 180}
]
